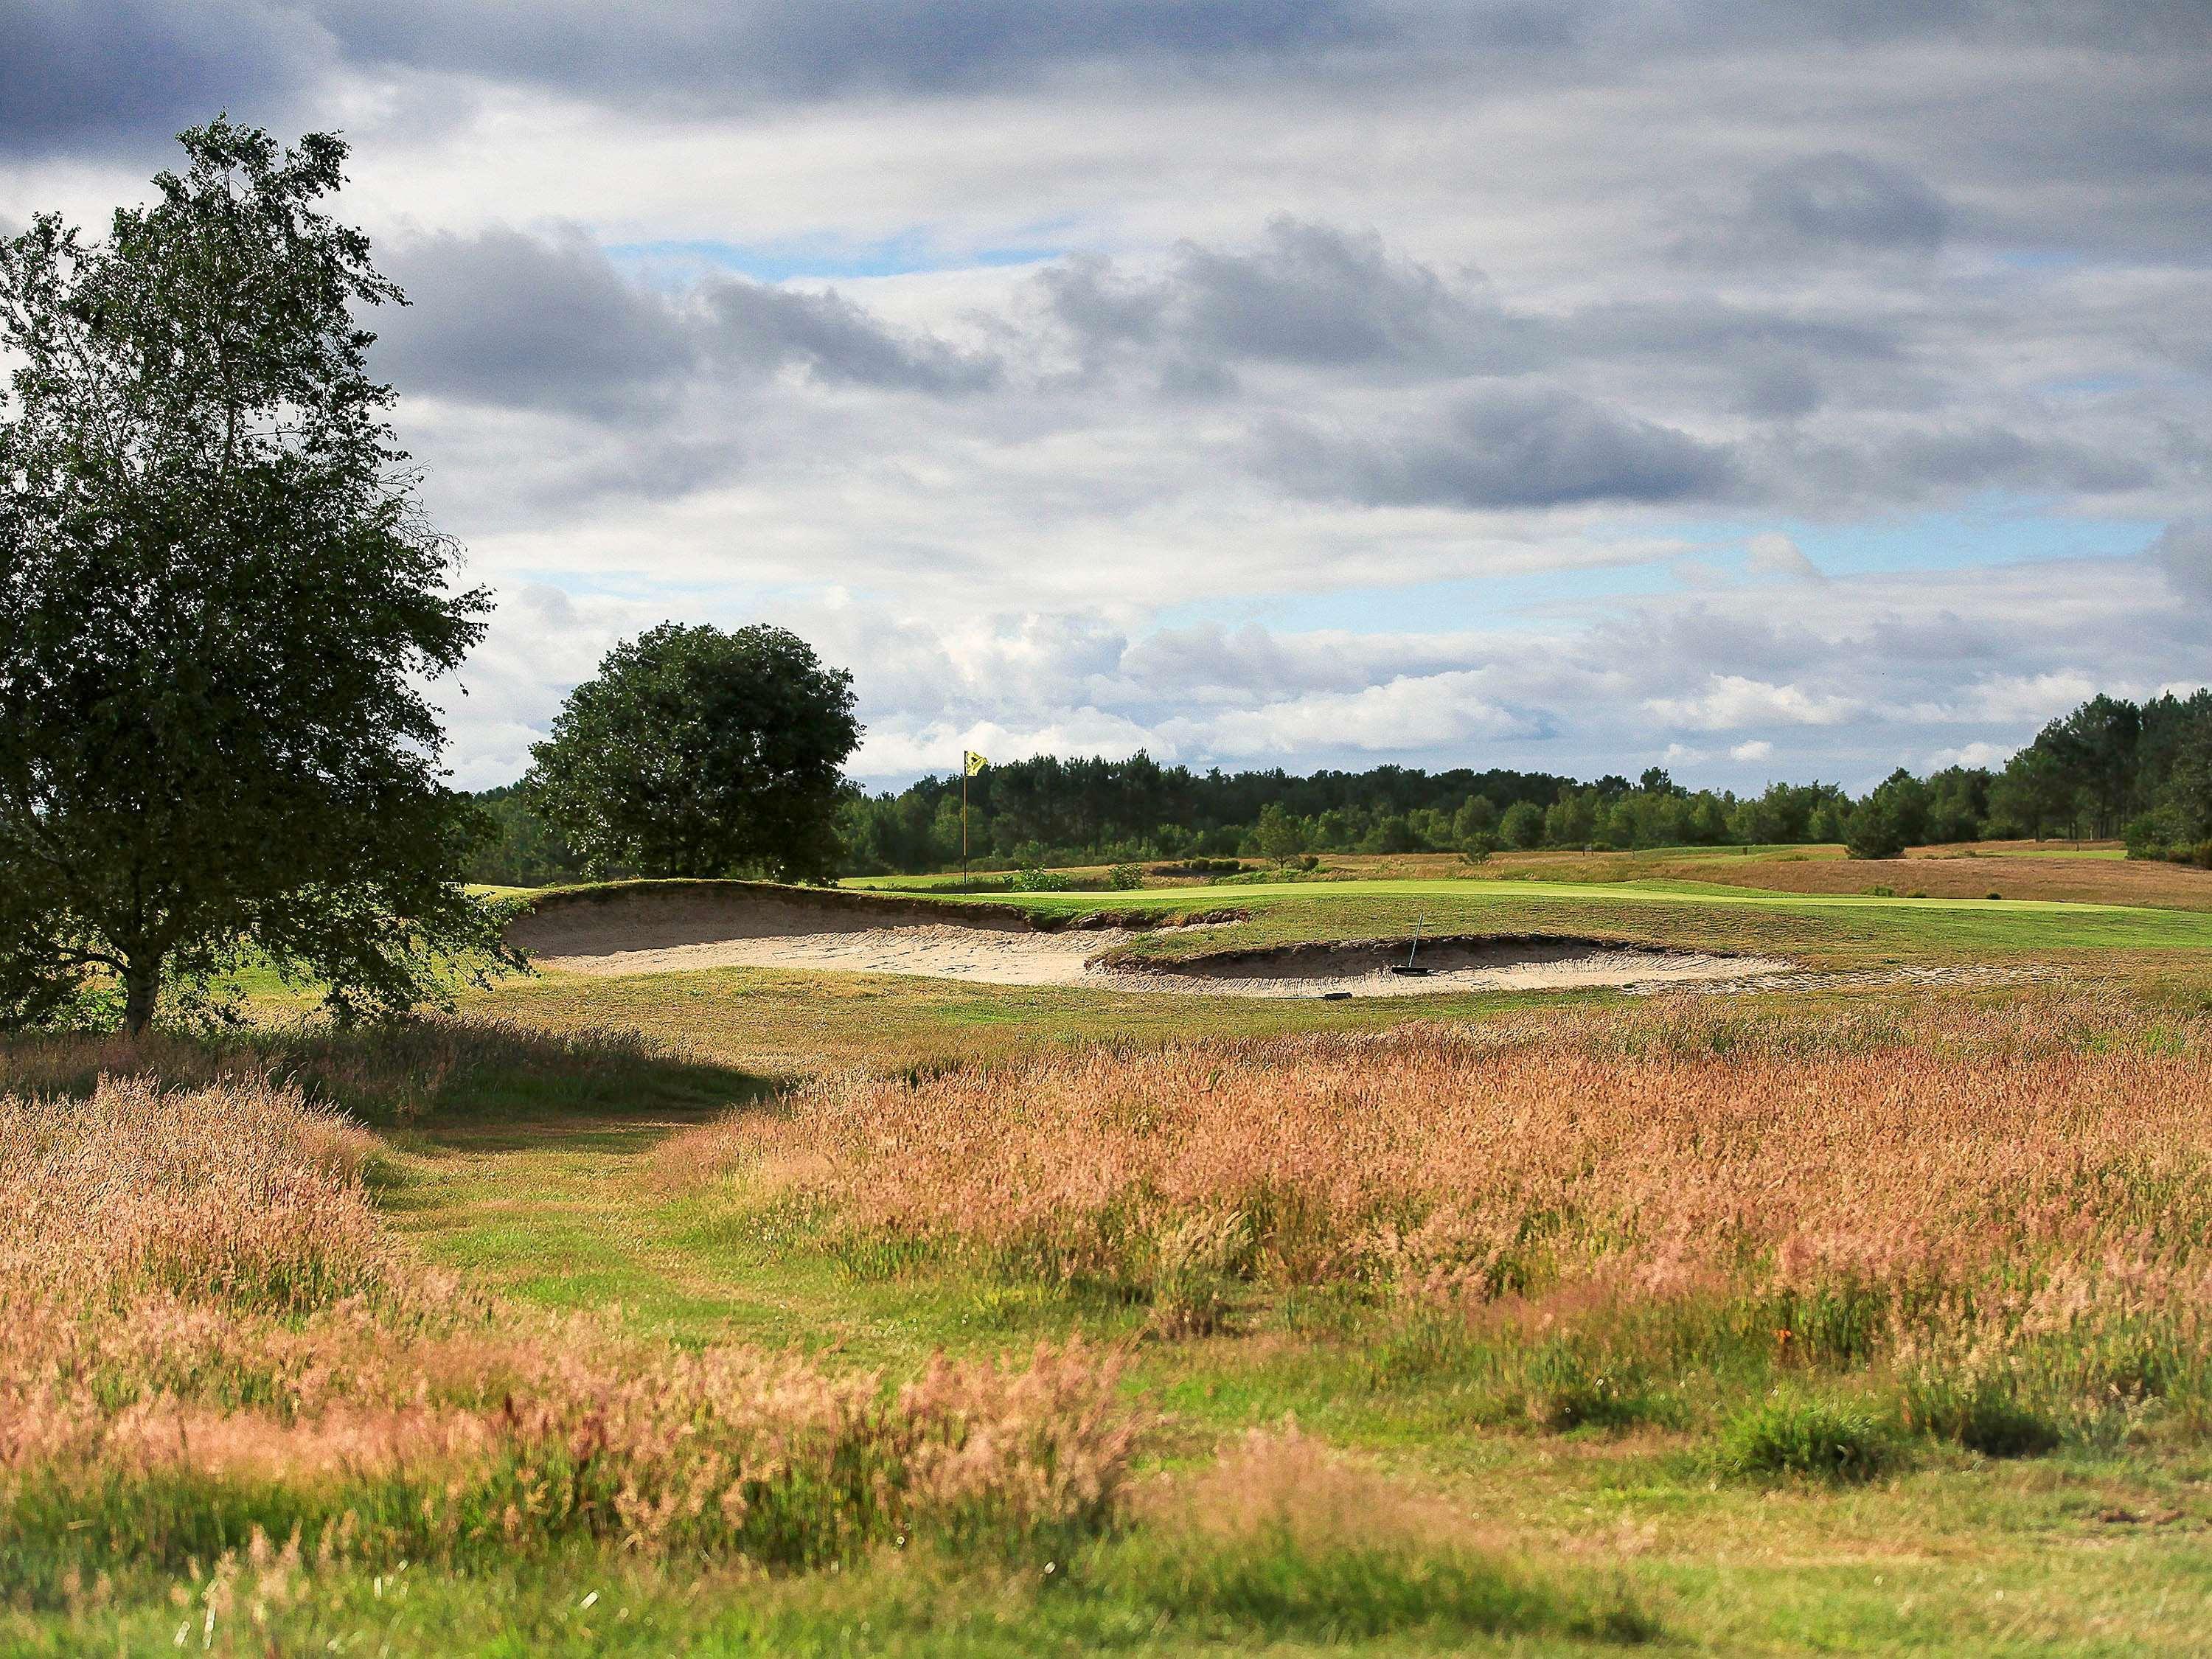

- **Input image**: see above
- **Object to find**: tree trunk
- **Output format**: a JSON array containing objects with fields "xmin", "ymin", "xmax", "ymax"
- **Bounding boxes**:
[{"xmin": 122, "ymin": 958, "xmax": 160, "ymax": 1037}]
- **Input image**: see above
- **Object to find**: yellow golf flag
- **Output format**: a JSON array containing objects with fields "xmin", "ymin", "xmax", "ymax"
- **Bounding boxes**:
[{"xmin": 963, "ymin": 749, "xmax": 989, "ymax": 776}]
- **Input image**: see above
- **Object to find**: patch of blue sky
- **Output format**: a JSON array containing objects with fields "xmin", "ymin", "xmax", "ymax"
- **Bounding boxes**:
[
  {"xmin": 2036, "ymin": 372, "xmax": 2143, "ymax": 397},
  {"xmin": 1140, "ymin": 502, "xmax": 2161, "ymax": 640},
  {"xmin": 1684, "ymin": 501, "xmax": 2162, "ymax": 578},
  {"xmin": 602, "ymin": 232, "xmax": 1071, "ymax": 286}
]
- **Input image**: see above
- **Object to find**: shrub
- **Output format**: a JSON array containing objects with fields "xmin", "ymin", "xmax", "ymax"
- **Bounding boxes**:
[
  {"xmin": 1720, "ymin": 1391, "xmax": 1890, "ymax": 1481},
  {"xmin": 1147, "ymin": 1211, "xmax": 1248, "ymax": 1338},
  {"xmin": 1107, "ymin": 863, "xmax": 1146, "ymax": 891},
  {"xmin": 1899, "ymin": 1366, "xmax": 2059, "ymax": 1458},
  {"xmin": 0, "ymin": 1015, "xmax": 748, "ymax": 1124},
  {"xmin": 1462, "ymin": 835, "xmax": 1497, "ymax": 865},
  {"xmin": 1521, "ymin": 1341, "xmax": 1651, "ymax": 1432},
  {"xmin": 1844, "ymin": 802, "xmax": 1906, "ymax": 860},
  {"xmin": 1010, "ymin": 864, "xmax": 1074, "ymax": 892}
]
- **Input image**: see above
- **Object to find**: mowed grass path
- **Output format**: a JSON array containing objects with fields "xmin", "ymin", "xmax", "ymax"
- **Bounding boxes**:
[{"xmin": 380, "ymin": 1101, "xmax": 1086, "ymax": 1368}]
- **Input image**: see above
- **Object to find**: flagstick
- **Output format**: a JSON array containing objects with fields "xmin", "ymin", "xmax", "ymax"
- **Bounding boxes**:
[{"xmin": 961, "ymin": 759, "xmax": 968, "ymax": 885}]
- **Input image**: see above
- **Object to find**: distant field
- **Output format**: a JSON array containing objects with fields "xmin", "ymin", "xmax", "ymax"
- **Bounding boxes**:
[
  {"xmin": 848, "ymin": 839, "xmax": 2208, "ymax": 911},
  {"xmin": 903, "ymin": 874, "xmax": 2212, "ymax": 973}
]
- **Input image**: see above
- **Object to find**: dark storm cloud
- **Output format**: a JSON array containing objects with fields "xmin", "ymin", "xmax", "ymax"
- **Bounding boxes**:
[
  {"xmin": 1039, "ymin": 226, "xmax": 1936, "ymax": 431},
  {"xmin": 0, "ymin": 0, "xmax": 327, "ymax": 155},
  {"xmin": 1773, "ymin": 422, "xmax": 2158, "ymax": 509},
  {"xmin": 1170, "ymin": 220, "xmax": 1483, "ymax": 366},
  {"xmin": 1043, "ymin": 218, "xmax": 1530, "ymax": 377},
  {"xmin": 2154, "ymin": 521, "xmax": 2212, "ymax": 605},
  {"xmin": 375, "ymin": 228, "xmax": 695, "ymax": 416},
  {"xmin": 316, "ymin": 0, "xmax": 2212, "ymax": 116},
  {"xmin": 1745, "ymin": 154, "xmax": 1952, "ymax": 251},
  {"xmin": 373, "ymin": 228, "xmax": 997, "ymax": 417},
  {"xmin": 702, "ymin": 282, "xmax": 999, "ymax": 395},
  {"xmin": 6, "ymin": 0, "xmax": 2206, "ymax": 168},
  {"xmin": 365, "ymin": 207, "xmax": 2195, "ymax": 532},
  {"xmin": 315, "ymin": 0, "xmax": 1386, "ymax": 103},
  {"xmin": 0, "ymin": 0, "xmax": 1393, "ymax": 159},
  {"xmin": 1270, "ymin": 385, "xmax": 1736, "ymax": 509}
]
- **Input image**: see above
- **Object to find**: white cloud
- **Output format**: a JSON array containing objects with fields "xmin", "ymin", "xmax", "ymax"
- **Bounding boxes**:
[
  {"xmin": 1172, "ymin": 671, "xmax": 1540, "ymax": 759},
  {"xmin": 1926, "ymin": 740, "xmax": 2011, "ymax": 769},
  {"xmin": 1644, "ymin": 675, "xmax": 1858, "ymax": 731},
  {"xmin": 1746, "ymin": 533, "xmax": 1823, "ymax": 582},
  {"xmin": 1912, "ymin": 671, "xmax": 2107, "ymax": 726},
  {"xmin": 16, "ymin": 7, "xmax": 2197, "ymax": 793}
]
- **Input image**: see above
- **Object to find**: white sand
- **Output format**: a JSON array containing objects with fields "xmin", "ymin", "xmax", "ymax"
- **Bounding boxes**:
[
  {"xmin": 1116, "ymin": 946, "xmax": 1790, "ymax": 998},
  {"xmin": 533, "ymin": 922, "xmax": 1119, "ymax": 985}
]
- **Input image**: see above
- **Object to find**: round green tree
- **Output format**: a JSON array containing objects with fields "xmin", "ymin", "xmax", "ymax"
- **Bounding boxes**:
[
  {"xmin": 526, "ymin": 623, "xmax": 860, "ymax": 883},
  {"xmin": 0, "ymin": 121, "xmax": 516, "ymax": 1034}
]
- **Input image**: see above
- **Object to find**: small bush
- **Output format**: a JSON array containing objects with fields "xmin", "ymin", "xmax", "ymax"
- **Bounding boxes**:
[
  {"xmin": 1107, "ymin": 863, "xmax": 1146, "ymax": 891},
  {"xmin": 1902, "ymin": 1380, "xmax": 2059, "ymax": 1458},
  {"xmin": 1010, "ymin": 864, "xmax": 1075, "ymax": 892},
  {"xmin": 1844, "ymin": 802, "xmax": 1906, "ymax": 860},
  {"xmin": 1862, "ymin": 884, "xmax": 1896, "ymax": 897},
  {"xmin": 1149, "ymin": 858, "xmax": 1247, "ymax": 877},
  {"xmin": 1720, "ymin": 1391, "xmax": 1889, "ymax": 1481},
  {"xmin": 1462, "ymin": 835, "xmax": 1497, "ymax": 865},
  {"xmin": 1522, "ymin": 1342, "xmax": 1652, "ymax": 1432}
]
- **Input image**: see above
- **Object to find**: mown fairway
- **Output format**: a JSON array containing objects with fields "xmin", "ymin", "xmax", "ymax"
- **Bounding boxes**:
[
  {"xmin": 10, "ymin": 874, "xmax": 2212, "ymax": 1654},
  {"xmin": 956, "ymin": 874, "xmax": 2212, "ymax": 965}
]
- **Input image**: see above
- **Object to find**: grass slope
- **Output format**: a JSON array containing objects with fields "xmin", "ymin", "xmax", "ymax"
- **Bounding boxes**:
[{"xmin": 931, "ymin": 877, "xmax": 2212, "ymax": 971}]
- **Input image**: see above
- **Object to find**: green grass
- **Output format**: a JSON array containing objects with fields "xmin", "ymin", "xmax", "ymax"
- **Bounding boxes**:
[
  {"xmin": 19, "ymin": 872, "xmax": 2212, "ymax": 1654},
  {"xmin": 938, "ymin": 877, "xmax": 2212, "ymax": 970},
  {"xmin": 467, "ymin": 962, "xmax": 1645, "ymax": 1079},
  {"xmin": 24, "ymin": 1006, "xmax": 2212, "ymax": 1653},
  {"xmin": 336, "ymin": 1033, "xmax": 2212, "ymax": 1655}
]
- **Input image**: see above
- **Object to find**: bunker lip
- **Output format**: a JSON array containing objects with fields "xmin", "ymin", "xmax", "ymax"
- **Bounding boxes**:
[{"xmin": 503, "ymin": 877, "xmax": 1228, "ymax": 958}]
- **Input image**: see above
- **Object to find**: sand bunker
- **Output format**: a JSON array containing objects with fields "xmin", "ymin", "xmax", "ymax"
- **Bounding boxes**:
[
  {"xmin": 1105, "ymin": 937, "xmax": 1789, "ymax": 998},
  {"xmin": 528, "ymin": 919, "xmax": 1122, "ymax": 985},
  {"xmin": 509, "ymin": 887, "xmax": 1791, "ymax": 998}
]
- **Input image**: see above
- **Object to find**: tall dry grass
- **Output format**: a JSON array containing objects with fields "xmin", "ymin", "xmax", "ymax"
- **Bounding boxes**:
[
  {"xmin": 691, "ymin": 994, "xmax": 2212, "ymax": 1435},
  {"xmin": 0, "ymin": 1014, "xmax": 750, "ymax": 1122},
  {"xmin": 0, "ymin": 1074, "xmax": 1141, "ymax": 1590}
]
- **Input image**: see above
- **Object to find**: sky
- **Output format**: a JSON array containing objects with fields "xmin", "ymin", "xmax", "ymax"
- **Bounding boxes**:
[{"xmin": 2, "ymin": 1, "xmax": 2208, "ymax": 794}]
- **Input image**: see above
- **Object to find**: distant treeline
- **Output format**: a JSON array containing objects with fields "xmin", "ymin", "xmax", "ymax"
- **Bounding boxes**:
[{"xmin": 465, "ymin": 689, "xmax": 2212, "ymax": 884}]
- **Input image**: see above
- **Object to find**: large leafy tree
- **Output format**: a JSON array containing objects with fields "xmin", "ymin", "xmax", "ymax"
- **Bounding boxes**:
[
  {"xmin": 526, "ymin": 622, "xmax": 861, "ymax": 883},
  {"xmin": 0, "ymin": 121, "xmax": 518, "ymax": 1034}
]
